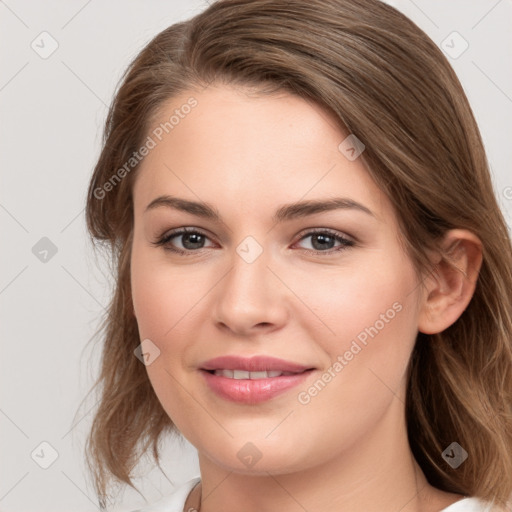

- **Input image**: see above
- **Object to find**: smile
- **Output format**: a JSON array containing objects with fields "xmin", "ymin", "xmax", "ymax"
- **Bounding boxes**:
[
  {"xmin": 201, "ymin": 368, "xmax": 314, "ymax": 404},
  {"xmin": 211, "ymin": 369, "xmax": 300, "ymax": 379}
]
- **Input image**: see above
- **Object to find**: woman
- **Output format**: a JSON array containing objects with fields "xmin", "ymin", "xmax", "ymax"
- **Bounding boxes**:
[{"xmin": 82, "ymin": 0, "xmax": 512, "ymax": 511}]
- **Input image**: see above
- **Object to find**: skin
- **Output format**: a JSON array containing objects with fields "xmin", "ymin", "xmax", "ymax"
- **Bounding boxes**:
[{"xmin": 130, "ymin": 84, "xmax": 483, "ymax": 512}]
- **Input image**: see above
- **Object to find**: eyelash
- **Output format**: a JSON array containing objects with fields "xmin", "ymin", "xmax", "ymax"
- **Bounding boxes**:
[{"xmin": 152, "ymin": 227, "xmax": 355, "ymax": 257}]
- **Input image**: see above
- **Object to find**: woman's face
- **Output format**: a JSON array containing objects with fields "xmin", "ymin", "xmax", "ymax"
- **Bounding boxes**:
[{"xmin": 130, "ymin": 84, "xmax": 426, "ymax": 474}]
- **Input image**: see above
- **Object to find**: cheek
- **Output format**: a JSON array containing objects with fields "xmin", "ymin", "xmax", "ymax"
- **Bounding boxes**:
[
  {"xmin": 130, "ymin": 247, "xmax": 200, "ymax": 427},
  {"xmin": 292, "ymin": 247, "xmax": 418, "ymax": 345},
  {"xmin": 130, "ymin": 241, "xmax": 202, "ymax": 341},
  {"xmin": 131, "ymin": 263, "xmax": 169, "ymax": 341},
  {"xmin": 294, "ymin": 248, "xmax": 419, "ymax": 396},
  {"xmin": 283, "ymin": 262, "xmax": 419, "ymax": 461}
]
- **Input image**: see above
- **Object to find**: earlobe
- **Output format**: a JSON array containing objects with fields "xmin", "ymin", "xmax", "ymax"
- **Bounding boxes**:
[{"xmin": 417, "ymin": 229, "xmax": 483, "ymax": 335}]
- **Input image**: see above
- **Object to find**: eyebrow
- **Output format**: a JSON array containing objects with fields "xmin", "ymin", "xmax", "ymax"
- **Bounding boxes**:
[{"xmin": 145, "ymin": 195, "xmax": 375, "ymax": 223}]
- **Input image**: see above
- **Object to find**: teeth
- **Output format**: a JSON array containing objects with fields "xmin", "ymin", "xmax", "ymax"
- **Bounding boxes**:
[{"xmin": 213, "ymin": 369, "xmax": 296, "ymax": 379}]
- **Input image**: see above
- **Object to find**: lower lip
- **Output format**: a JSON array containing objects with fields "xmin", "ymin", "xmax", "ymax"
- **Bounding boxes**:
[{"xmin": 200, "ymin": 369, "xmax": 314, "ymax": 404}]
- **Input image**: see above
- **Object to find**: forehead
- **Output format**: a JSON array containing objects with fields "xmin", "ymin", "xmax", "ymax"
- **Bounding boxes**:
[{"xmin": 132, "ymin": 84, "xmax": 390, "ymax": 224}]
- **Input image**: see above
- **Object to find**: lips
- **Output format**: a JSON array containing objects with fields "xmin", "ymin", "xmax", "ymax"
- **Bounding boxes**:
[
  {"xmin": 200, "ymin": 355, "xmax": 312, "ymax": 373},
  {"xmin": 199, "ymin": 355, "xmax": 315, "ymax": 404}
]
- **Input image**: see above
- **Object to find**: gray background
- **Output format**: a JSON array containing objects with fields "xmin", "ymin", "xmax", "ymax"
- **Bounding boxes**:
[{"xmin": 1, "ymin": 1, "xmax": 511, "ymax": 511}]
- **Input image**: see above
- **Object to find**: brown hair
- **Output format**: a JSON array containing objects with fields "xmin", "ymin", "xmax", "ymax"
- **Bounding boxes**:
[{"xmin": 81, "ymin": 0, "xmax": 512, "ymax": 508}]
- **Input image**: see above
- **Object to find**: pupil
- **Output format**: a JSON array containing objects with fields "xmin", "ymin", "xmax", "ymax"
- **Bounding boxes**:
[
  {"xmin": 312, "ymin": 234, "xmax": 334, "ymax": 250},
  {"xmin": 183, "ymin": 233, "xmax": 204, "ymax": 249}
]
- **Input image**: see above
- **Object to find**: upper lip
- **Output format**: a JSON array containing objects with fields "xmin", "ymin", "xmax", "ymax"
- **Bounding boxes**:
[{"xmin": 200, "ymin": 355, "xmax": 313, "ymax": 373}]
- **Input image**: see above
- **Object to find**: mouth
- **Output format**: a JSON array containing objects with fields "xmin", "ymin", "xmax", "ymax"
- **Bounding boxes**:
[
  {"xmin": 200, "ymin": 368, "xmax": 315, "ymax": 406},
  {"xmin": 202, "ymin": 368, "xmax": 312, "ymax": 379},
  {"xmin": 198, "ymin": 355, "xmax": 316, "ymax": 403},
  {"xmin": 200, "ymin": 354, "xmax": 314, "ymax": 374}
]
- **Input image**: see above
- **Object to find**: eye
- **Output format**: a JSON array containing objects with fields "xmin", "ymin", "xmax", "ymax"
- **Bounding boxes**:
[
  {"xmin": 294, "ymin": 228, "xmax": 355, "ymax": 255},
  {"xmin": 152, "ymin": 227, "xmax": 214, "ymax": 255}
]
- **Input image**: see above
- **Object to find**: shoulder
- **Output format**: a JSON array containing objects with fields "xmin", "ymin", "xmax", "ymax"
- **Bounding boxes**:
[
  {"xmin": 129, "ymin": 477, "xmax": 201, "ymax": 512},
  {"xmin": 440, "ymin": 496, "xmax": 500, "ymax": 512}
]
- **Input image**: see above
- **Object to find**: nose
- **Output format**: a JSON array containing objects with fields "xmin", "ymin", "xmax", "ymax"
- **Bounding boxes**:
[{"xmin": 212, "ymin": 245, "xmax": 289, "ymax": 336}]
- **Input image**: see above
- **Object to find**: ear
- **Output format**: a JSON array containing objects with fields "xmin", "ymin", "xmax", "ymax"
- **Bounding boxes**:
[{"xmin": 417, "ymin": 229, "xmax": 483, "ymax": 335}]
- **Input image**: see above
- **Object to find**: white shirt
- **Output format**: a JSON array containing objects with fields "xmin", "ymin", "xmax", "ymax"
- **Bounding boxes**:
[{"xmin": 131, "ymin": 477, "xmax": 494, "ymax": 512}]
